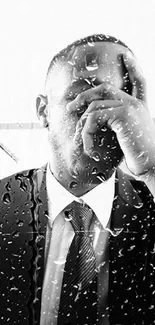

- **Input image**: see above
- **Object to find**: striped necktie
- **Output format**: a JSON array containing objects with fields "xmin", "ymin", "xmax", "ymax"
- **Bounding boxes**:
[{"xmin": 57, "ymin": 200, "xmax": 98, "ymax": 325}]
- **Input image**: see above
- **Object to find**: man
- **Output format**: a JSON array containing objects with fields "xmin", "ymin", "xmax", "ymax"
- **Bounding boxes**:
[{"xmin": 0, "ymin": 34, "xmax": 155, "ymax": 325}]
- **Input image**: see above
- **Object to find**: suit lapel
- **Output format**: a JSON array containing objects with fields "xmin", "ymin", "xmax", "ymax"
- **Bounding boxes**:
[
  {"xmin": 32, "ymin": 165, "xmax": 48, "ymax": 324},
  {"xmin": 109, "ymin": 168, "xmax": 152, "ymax": 324}
]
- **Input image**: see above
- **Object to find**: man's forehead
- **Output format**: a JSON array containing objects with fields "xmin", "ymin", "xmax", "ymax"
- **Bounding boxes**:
[
  {"xmin": 47, "ymin": 42, "xmax": 129, "ymax": 96},
  {"xmin": 64, "ymin": 42, "xmax": 127, "ymax": 85},
  {"xmin": 66, "ymin": 42, "xmax": 126, "ymax": 68}
]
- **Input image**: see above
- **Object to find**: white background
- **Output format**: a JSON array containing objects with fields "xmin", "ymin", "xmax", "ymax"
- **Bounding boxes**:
[{"xmin": 0, "ymin": 0, "xmax": 155, "ymax": 178}]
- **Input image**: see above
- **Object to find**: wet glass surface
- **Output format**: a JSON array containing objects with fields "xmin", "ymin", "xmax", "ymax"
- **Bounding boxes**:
[{"xmin": 1, "ymin": 34, "xmax": 155, "ymax": 325}]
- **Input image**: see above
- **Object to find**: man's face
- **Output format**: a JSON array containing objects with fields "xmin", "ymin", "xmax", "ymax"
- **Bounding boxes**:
[{"xmin": 45, "ymin": 42, "xmax": 128, "ymax": 180}]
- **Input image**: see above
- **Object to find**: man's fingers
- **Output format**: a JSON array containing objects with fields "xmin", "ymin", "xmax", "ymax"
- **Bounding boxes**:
[
  {"xmin": 85, "ymin": 99, "xmax": 123, "ymax": 114},
  {"xmin": 123, "ymin": 51, "xmax": 146, "ymax": 101},
  {"xmin": 74, "ymin": 100, "xmax": 122, "ymax": 142},
  {"xmin": 74, "ymin": 105, "xmax": 124, "ymax": 157},
  {"xmin": 67, "ymin": 83, "xmax": 123, "ymax": 113},
  {"xmin": 82, "ymin": 106, "xmax": 124, "ymax": 157}
]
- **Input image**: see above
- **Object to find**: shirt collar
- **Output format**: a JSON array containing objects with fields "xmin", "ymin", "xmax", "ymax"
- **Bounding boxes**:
[{"xmin": 46, "ymin": 164, "xmax": 115, "ymax": 229}]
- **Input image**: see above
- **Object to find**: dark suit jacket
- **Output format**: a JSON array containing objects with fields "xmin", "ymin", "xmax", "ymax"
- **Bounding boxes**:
[{"xmin": 0, "ymin": 165, "xmax": 155, "ymax": 325}]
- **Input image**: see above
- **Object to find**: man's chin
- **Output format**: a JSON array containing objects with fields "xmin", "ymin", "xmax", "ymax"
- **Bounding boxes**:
[
  {"xmin": 69, "ymin": 153, "xmax": 91, "ymax": 178},
  {"xmin": 68, "ymin": 137, "xmax": 124, "ymax": 180}
]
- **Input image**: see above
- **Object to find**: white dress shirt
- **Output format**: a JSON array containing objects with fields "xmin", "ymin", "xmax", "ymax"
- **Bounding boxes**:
[{"xmin": 40, "ymin": 166, "xmax": 115, "ymax": 325}]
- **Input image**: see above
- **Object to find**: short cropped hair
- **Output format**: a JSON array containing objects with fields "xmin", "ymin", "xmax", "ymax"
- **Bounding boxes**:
[
  {"xmin": 45, "ymin": 34, "xmax": 133, "ymax": 95},
  {"xmin": 46, "ymin": 34, "xmax": 131, "ymax": 79}
]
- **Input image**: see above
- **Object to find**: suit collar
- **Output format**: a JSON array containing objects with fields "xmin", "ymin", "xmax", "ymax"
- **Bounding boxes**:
[
  {"xmin": 46, "ymin": 163, "xmax": 115, "ymax": 229},
  {"xmin": 36, "ymin": 165, "xmax": 142, "ymax": 206},
  {"xmin": 36, "ymin": 165, "xmax": 144, "ymax": 232}
]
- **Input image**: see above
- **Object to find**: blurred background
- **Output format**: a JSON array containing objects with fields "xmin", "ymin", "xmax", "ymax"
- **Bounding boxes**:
[{"xmin": 0, "ymin": 0, "xmax": 155, "ymax": 178}]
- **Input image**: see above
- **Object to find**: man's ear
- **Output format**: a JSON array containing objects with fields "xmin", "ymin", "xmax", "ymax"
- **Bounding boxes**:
[{"xmin": 36, "ymin": 94, "xmax": 48, "ymax": 128}]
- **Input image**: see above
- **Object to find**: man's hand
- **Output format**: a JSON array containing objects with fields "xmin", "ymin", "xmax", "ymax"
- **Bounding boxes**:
[{"xmin": 67, "ymin": 52, "xmax": 155, "ymax": 177}]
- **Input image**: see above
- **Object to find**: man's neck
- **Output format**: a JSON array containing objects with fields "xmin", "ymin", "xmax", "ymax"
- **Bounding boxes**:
[{"xmin": 48, "ymin": 162, "xmax": 115, "ymax": 197}]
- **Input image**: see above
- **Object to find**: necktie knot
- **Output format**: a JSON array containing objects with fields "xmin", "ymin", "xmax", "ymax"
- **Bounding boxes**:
[{"xmin": 64, "ymin": 200, "xmax": 93, "ymax": 233}]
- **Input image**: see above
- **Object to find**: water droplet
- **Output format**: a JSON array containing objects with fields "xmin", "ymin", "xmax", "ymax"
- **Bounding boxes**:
[
  {"xmin": 87, "ymin": 41, "xmax": 95, "ymax": 47},
  {"xmin": 85, "ymin": 163, "xmax": 91, "ymax": 170},
  {"xmin": 5, "ymin": 182, "xmax": 11, "ymax": 191},
  {"xmin": 136, "ymin": 130, "xmax": 143, "ymax": 138},
  {"xmin": 128, "ymin": 245, "xmax": 136, "ymax": 251},
  {"xmin": 104, "ymin": 227, "xmax": 123, "ymax": 237},
  {"xmin": 10, "ymin": 276, "xmax": 15, "ymax": 281},
  {"xmin": 14, "ymin": 208, "xmax": 19, "ymax": 215},
  {"xmin": 12, "ymin": 231, "xmax": 20, "ymax": 238},
  {"xmin": 7, "ymin": 241, "xmax": 13, "ymax": 244},
  {"xmin": 58, "ymin": 171, "xmax": 63, "ymax": 178},
  {"xmin": 84, "ymin": 78, "xmax": 91, "ymax": 85},
  {"xmin": 86, "ymin": 65, "xmax": 98, "ymax": 71},
  {"xmin": 20, "ymin": 182, "xmax": 27, "ymax": 192},
  {"xmin": 85, "ymin": 55, "xmax": 98, "ymax": 71},
  {"xmin": 2, "ymin": 193, "xmax": 11, "ymax": 204},
  {"xmin": 132, "ymin": 215, "xmax": 137, "ymax": 220},
  {"xmin": 64, "ymin": 209, "xmax": 73, "ymax": 221},
  {"xmin": 67, "ymin": 60, "xmax": 74, "ymax": 66},
  {"xmin": 122, "ymin": 137, "xmax": 129, "ymax": 142},
  {"xmin": 16, "ymin": 219, "xmax": 24, "ymax": 227},
  {"xmin": 70, "ymin": 168, "xmax": 79, "ymax": 179},
  {"xmin": 98, "ymin": 136, "xmax": 105, "ymax": 147},
  {"xmin": 88, "ymin": 179, "xmax": 93, "ymax": 186},
  {"xmin": 136, "ymin": 150, "xmax": 144, "ymax": 158},
  {"xmin": 118, "ymin": 248, "xmax": 124, "ymax": 257},
  {"xmin": 10, "ymin": 286, "xmax": 18, "ymax": 291},
  {"xmin": 36, "ymin": 234, "xmax": 45, "ymax": 243},
  {"xmin": 69, "ymin": 181, "xmax": 78, "ymax": 189},
  {"xmin": 91, "ymin": 152, "xmax": 100, "ymax": 162},
  {"xmin": 134, "ymin": 202, "xmax": 143, "ymax": 209},
  {"xmin": 96, "ymin": 173, "xmax": 106, "ymax": 182},
  {"xmin": 91, "ymin": 167, "xmax": 98, "ymax": 175}
]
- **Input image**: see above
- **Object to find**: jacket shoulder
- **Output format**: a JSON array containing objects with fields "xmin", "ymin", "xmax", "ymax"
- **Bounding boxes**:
[
  {"xmin": 116, "ymin": 168, "xmax": 155, "ymax": 207},
  {"xmin": 0, "ymin": 168, "xmax": 36, "ymax": 197}
]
